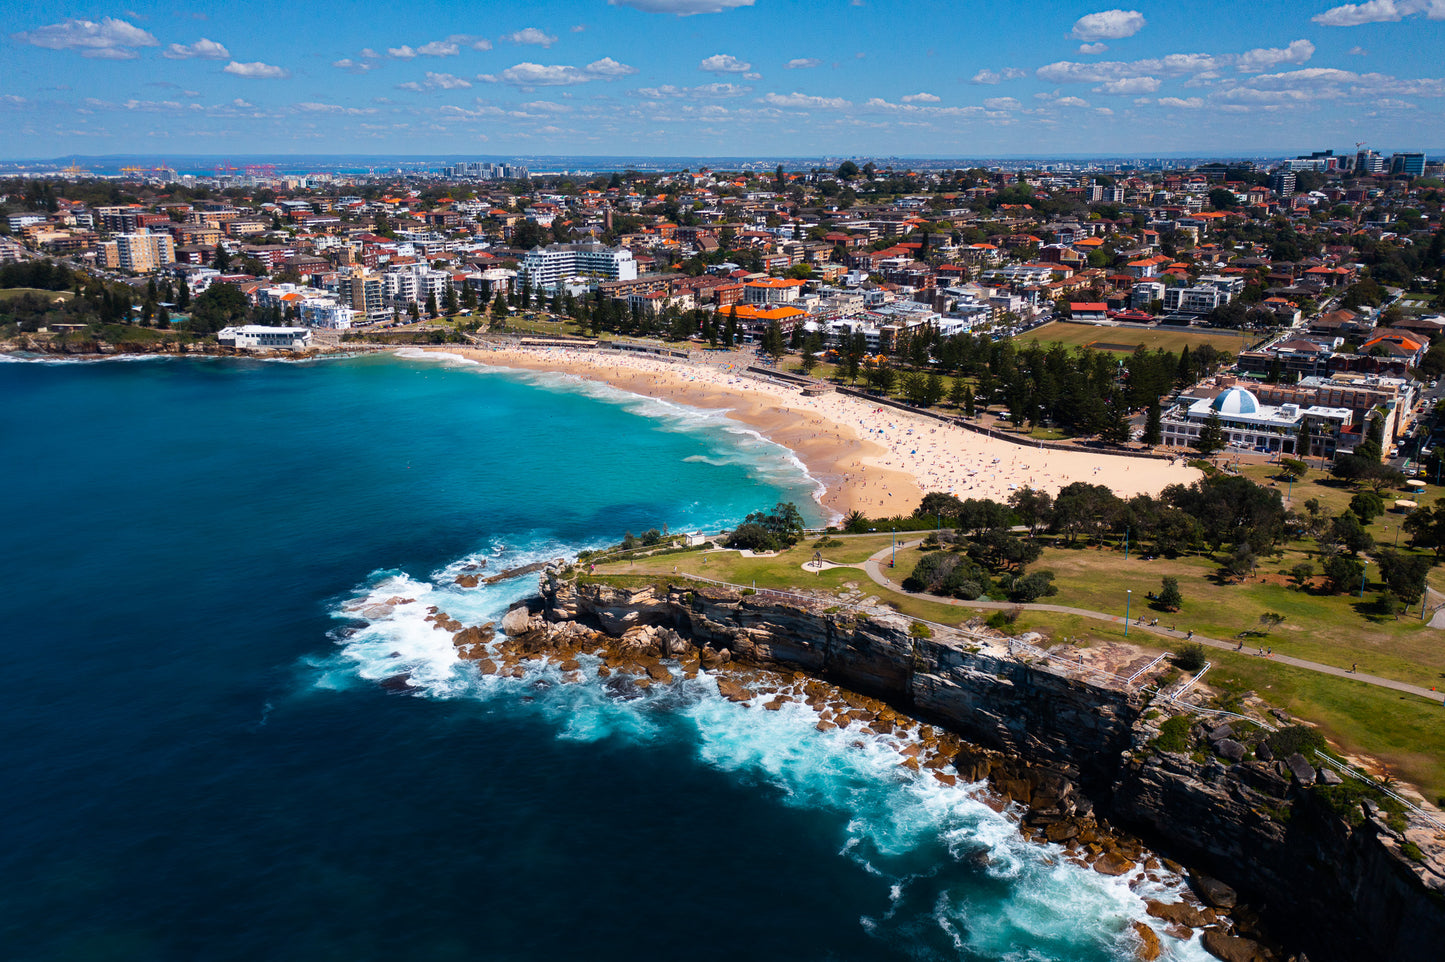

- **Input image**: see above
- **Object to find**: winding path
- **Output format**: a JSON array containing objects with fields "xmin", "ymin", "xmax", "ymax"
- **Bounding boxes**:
[{"xmin": 858, "ymin": 541, "xmax": 1445, "ymax": 704}]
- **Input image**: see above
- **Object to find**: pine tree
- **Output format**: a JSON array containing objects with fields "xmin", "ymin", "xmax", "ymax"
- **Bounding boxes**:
[
  {"xmin": 1296, "ymin": 418, "xmax": 1311, "ymax": 460},
  {"xmin": 1175, "ymin": 345, "xmax": 1192, "ymax": 387},
  {"xmin": 1143, "ymin": 401, "xmax": 1162, "ymax": 446},
  {"xmin": 1194, "ymin": 412, "xmax": 1226, "ymax": 457},
  {"xmin": 177, "ymin": 275, "xmax": 190, "ymax": 310},
  {"xmin": 949, "ymin": 376, "xmax": 969, "ymax": 409}
]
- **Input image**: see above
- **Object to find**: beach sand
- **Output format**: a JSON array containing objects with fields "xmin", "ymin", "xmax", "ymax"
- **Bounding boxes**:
[{"xmin": 435, "ymin": 345, "xmax": 1201, "ymax": 520}]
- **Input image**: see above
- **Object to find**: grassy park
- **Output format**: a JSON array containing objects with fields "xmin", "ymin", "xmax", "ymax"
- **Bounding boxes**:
[{"xmin": 1021, "ymin": 321, "xmax": 1253, "ymax": 356}]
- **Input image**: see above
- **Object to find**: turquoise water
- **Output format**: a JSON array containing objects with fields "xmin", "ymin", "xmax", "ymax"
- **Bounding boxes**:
[{"xmin": 0, "ymin": 352, "xmax": 1210, "ymax": 961}]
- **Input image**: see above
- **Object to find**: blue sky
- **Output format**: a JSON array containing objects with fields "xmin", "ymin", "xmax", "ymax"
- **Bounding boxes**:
[{"xmin": 5, "ymin": 0, "xmax": 1445, "ymax": 159}]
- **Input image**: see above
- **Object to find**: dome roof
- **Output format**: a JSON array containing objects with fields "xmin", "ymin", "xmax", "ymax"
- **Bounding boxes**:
[{"xmin": 1210, "ymin": 387, "xmax": 1260, "ymax": 415}]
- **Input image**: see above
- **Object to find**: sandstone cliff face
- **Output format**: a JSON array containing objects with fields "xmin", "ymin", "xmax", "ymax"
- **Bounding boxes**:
[{"xmin": 539, "ymin": 572, "xmax": 1445, "ymax": 962}]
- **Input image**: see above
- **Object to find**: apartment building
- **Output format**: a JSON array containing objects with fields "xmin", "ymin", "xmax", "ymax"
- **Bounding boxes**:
[{"xmin": 519, "ymin": 242, "xmax": 638, "ymax": 291}]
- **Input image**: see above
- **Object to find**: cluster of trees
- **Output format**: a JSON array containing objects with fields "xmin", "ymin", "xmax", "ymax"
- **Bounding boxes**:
[
  {"xmin": 902, "ymin": 492, "xmax": 1056, "ymax": 602},
  {"xmin": 725, "ymin": 502, "xmax": 806, "ymax": 552}
]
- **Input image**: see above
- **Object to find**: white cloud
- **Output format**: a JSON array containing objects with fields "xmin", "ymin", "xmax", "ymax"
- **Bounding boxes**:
[
  {"xmin": 700, "ymin": 53, "xmax": 751, "ymax": 73},
  {"xmin": 503, "ymin": 28, "xmax": 559, "ymax": 47},
  {"xmin": 294, "ymin": 102, "xmax": 377, "ymax": 115},
  {"xmin": 13, "ymin": 16, "xmax": 158, "ymax": 58},
  {"xmin": 634, "ymin": 82, "xmax": 751, "ymax": 98},
  {"xmin": 1311, "ymin": 0, "xmax": 1423, "ymax": 26},
  {"xmin": 1156, "ymin": 96, "xmax": 1205, "ymax": 108},
  {"xmin": 1094, "ymin": 76, "xmax": 1159, "ymax": 94},
  {"xmin": 396, "ymin": 81, "xmax": 425, "ymax": 92},
  {"xmin": 416, "ymin": 40, "xmax": 460, "ymax": 56},
  {"xmin": 1037, "ymin": 41, "xmax": 1315, "ymax": 85},
  {"xmin": 970, "ymin": 68, "xmax": 1026, "ymax": 84},
  {"xmin": 333, "ymin": 57, "xmax": 379, "ymax": 73},
  {"xmin": 521, "ymin": 100, "xmax": 571, "ymax": 112},
  {"xmin": 759, "ymin": 91, "xmax": 850, "ymax": 109},
  {"xmin": 426, "ymin": 71, "xmax": 472, "ymax": 89},
  {"xmin": 786, "ymin": 58, "xmax": 822, "ymax": 69},
  {"xmin": 608, "ymin": 0, "xmax": 756, "ymax": 14},
  {"xmin": 1078, "ymin": 42, "xmax": 1108, "ymax": 54},
  {"xmin": 585, "ymin": 57, "xmax": 638, "ymax": 77},
  {"xmin": 1070, "ymin": 9, "xmax": 1146, "ymax": 41},
  {"xmin": 1052, "ymin": 96, "xmax": 1091, "ymax": 107},
  {"xmin": 389, "ymin": 45, "xmax": 417, "ymax": 59},
  {"xmin": 162, "ymin": 38, "xmax": 230, "ymax": 60},
  {"xmin": 223, "ymin": 61, "xmax": 289, "ymax": 79},
  {"xmin": 478, "ymin": 58, "xmax": 637, "ymax": 86},
  {"xmin": 1348, "ymin": 45, "xmax": 1369, "ymax": 54},
  {"xmin": 1235, "ymin": 39, "xmax": 1315, "ymax": 72},
  {"xmin": 983, "ymin": 96, "xmax": 1022, "ymax": 109},
  {"xmin": 900, "ymin": 92, "xmax": 939, "ymax": 103}
]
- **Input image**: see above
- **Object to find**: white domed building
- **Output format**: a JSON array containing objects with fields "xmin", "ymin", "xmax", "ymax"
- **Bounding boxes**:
[{"xmin": 1160, "ymin": 385, "xmax": 1355, "ymax": 457}]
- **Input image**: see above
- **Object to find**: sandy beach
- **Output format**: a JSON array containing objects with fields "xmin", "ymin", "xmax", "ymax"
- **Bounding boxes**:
[{"xmin": 434, "ymin": 345, "xmax": 1201, "ymax": 520}]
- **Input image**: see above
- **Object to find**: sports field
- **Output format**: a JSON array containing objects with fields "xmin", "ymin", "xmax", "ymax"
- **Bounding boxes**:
[{"xmin": 1018, "ymin": 321, "xmax": 1250, "ymax": 355}]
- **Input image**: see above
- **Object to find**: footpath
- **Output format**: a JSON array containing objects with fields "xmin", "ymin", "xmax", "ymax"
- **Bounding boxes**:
[{"xmin": 860, "ymin": 542, "xmax": 1445, "ymax": 704}]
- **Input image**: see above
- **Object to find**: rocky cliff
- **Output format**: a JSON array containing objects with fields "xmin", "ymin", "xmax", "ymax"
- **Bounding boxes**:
[{"xmin": 533, "ymin": 571, "xmax": 1445, "ymax": 962}]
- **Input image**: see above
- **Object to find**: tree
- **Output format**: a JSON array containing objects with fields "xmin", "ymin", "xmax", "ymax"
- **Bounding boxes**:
[
  {"xmin": 948, "ymin": 376, "xmax": 969, "ymax": 410},
  {"xmin": 1157, "ymin": 575, "xmax": 1183, "ymax": 611},
  {"xmin": 491, "ymin": 293, "xmax": 508, "ymax": 325},
  {"xmin": 1375, "ymin": 547, "xmax": 1431, "ymax": 606},
  {"xmin": 1278, "ymin": 457, "xmax": 1307, "ymax": 482},
  {"xmin": 1329, "ymin": 510, "xmax": 1374, "ymax": 556},
  {"xmin": 1349, "ymin": 490, "xmax": 1385, "ymax": 524},
  {"xmin": 186, "ymin": 282, "xmax": 248, "ymax": 334},
  {"xmin": 1143, "ymin": 401, "xmax": 1162, "ymax": 446},
  {"xmin": 1289, "ymin": 561, "xmax": 1315, "ymax": 589},
  {"xmin": 443, "ymin": 285, "xmax": 459, "ymax": 316},
  {"xmin": 1193, "ymin": 413, "xmax": 1226, "ymax": 457},
  {"xmin": 176, "ymin": 275, "xmax": 190, "ymax": 310},
  {"xmin": 213, "ymin": 244, "xmax": 231, "ymax": 272},
  {"xmin": 1322, "ymin": 554, "xmax": 1364, "ymax": 594},
  {"xmin": 1258, "ymin": 612, "xmax": 1286, "ymax": 634},
  {"xmin": 836, "ymin": 160, "xmax": 860, "ymax": 181},
  {"xmin": 1008, "ymin": 486, "xmax": 1053, "ymax": 536},
  {"xmin": 425, "ymin": 291, "xmax": 438, "ymax": 318}
]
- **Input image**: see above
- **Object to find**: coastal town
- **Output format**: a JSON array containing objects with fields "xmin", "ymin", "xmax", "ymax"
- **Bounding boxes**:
[
  {"xmin": 4, "ymin": 148, "xmax": 1444, "ymax": 469},
  {"xmin": 7, "ymin": 1, "xmax": 1445, "ymax": 959}
]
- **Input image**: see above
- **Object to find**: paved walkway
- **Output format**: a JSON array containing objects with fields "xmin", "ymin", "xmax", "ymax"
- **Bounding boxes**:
[{"xmin": 860, "ymin": 541, "xmax": 1445, "ymax": 704}]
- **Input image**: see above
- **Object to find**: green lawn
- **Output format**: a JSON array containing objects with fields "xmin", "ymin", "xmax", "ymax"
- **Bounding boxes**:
[
  {"xmin": 1019, "ymin": 321, "xmax": 1251, "ymax": 356},
  {"xmin": 0, "ymin": 287, "xmax": 74, "ymax": 303}
]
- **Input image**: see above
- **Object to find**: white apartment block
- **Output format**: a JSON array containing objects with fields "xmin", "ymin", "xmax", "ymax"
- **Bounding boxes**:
[
  {"xmin": 116, "ymin": 230, "xmax": 175, "ymax": 273},
  {"xmin": 519, "ymin": 243, "xmax": 637, "ymax": 291}
]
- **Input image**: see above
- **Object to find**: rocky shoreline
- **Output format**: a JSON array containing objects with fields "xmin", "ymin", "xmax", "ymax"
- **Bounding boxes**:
[{"xmin": 358, "ymin": 563, "xmax": 1445, "ymax": 962}]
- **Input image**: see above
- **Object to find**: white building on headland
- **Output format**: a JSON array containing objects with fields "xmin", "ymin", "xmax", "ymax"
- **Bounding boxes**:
[
  {"xmin": 1160, "ymin": 386, "xmax": 1352, "ymax": 457},
  {"xmin": 519, "ymin": 242, "xmax": 637, "ymax": 292},
  {"xmin": 218, "ymin": 326, "xmax": 313, "ymax": 350}
]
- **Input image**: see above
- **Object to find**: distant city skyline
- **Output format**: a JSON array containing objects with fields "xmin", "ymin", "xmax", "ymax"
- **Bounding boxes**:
[{"xmin": 6, "ymin": 1, "xmax": 1445, "ymax": 158}]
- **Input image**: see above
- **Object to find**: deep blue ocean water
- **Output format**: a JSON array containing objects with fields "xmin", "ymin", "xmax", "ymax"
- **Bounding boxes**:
[{"xmin": 0, "ymin": 352, "xmax": 1210, "ymax": 962}]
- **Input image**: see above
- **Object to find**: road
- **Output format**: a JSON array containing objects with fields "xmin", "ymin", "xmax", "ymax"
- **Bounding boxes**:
[{"xmin": 859, "ymin": 540, "xmax": 1445, "ymax": 704}]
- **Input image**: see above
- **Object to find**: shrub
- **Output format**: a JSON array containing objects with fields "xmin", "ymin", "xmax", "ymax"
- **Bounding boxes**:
[
  {"xmin": 1266, "ymin": 724, "xmax": 1327, "ymax": 759},
  {"xmin": 1173, "ymin": 642, "xmax": 1207, "ymax": 672},
  {"xmin": 640, "ymin": 528, "xmax": 663, "ymax": 546},
  {"xmin": 1152, "ymin": 715, "xmax": 1193, "ymax": 753},
  {"xmin": 909, "ymin": 621, "xmax": 933, "ymax": 639},
  {"xmin": 1158, "ymin": 576, "xmax": 1183, "ymax": 611}
]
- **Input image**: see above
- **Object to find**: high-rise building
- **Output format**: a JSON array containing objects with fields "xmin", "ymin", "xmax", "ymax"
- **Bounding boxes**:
[
  {"xmin": 334, "ymin": 270, "xmax": 386, "ymax": 322},
  {"xmin": 1268, "ymin": 169, "xmax": 1296, "ymax": 197},
  {"xmin": 115, "ymin": 229, "xmax": 175, "ymax": 273},
  {"xmin": 1354, "ymin": 149, "xmax": 1386, "ymax": 175},
  {"xmin": 1390, "ymin": 152, "xmax": 1426, "ymax": 177}
]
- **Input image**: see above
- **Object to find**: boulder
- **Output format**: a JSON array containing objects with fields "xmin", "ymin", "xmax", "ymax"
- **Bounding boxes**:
[
  {"xmin": 1200, "ymin": 929, "xmax": 1268, "ymax": 962},
  {"xmin": 1044, "ymin": 819, "xmax": 1081, "ymax": 843},
  {"xmin": 1132, "ymin": 921, "xmax": 1163, "ymax": 961},
  {"xmin": 1191, "ymin": 874, "xmax": 1238, "ymax": 910},
  {"xmin": 454, "ymin": 573, "xmax": 480, "ymax": 588},
  {"xmin": 952, "ymin": 746, "xmax": 992, "ymax": 783},
  {"xmin": 1216, "ymin": 739, "xmax": 1247, "ymax": 763},
  {"xmin": 1146, "ymin": 899, "xmax": 1209, "ymax": 929},
  {"xmin": 1254, "ymin": 741, "xmax": 1274, "ymax": 762},
  {"xmin": 1318, "ymin": 767, "xmax": 1343, "ymax": 786},
  {"xmin": 1093, "ymin": 851, "xmax": 1136, "ymax": 876},
  {"xmin": 716, "ymin": 678, "xmax": 753, "ymax": 703},
  {"xmin": 1286, "ymin": 753, "xmax": 1316, "ymax": 786},
  {"xmin": 501, "ymin": 606, "xmax": 533, "ymax": 637}
]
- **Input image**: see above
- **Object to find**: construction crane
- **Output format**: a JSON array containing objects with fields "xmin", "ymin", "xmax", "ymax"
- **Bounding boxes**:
[
  {"xmin": 120, "ymin": 165, "xmax": 145, "ymax": 178},
  {"xmin": 61, "ymin": 163, "xmax": 85, "ymax": 177},
  {"xmin": 214, "ymin": 162, "xmax": 239, "ymax": 178},
  {"xmin": 244, "ymin": 163, "xmax": 278, "ymax": 178}
]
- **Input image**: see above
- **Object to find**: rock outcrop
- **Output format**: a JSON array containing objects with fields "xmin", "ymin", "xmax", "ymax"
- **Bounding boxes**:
[{"xmin": 530, "ymin": 569, "xmax": 1445, "ymax": 962}]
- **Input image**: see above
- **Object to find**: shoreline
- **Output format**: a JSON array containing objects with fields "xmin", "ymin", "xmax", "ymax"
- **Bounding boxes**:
[{"xmin": 429, "ymin": 344, "xmax": 1202, "ymax": 519}]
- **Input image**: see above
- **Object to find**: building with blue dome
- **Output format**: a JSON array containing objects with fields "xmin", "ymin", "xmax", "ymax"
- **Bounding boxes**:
[{"xmin": 1160, "ymin": 383, "xmax": 1355, "ymax": 456}]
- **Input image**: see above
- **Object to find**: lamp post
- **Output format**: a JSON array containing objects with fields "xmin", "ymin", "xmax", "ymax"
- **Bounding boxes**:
[
  {"xmin": 1360, "ymin": 563, "xmax": 1367, "ymax": 599},
  {"xmin": 1124, "ymin": 525, "xmax": 1130, "ymax": 562},
  {"xmin": 1125, "ymin": 589, "xmax": 1132, "ymax": 638},
  {"xmin": 891, "ymin": 528, "xmax": 896, "ymax": 568}
]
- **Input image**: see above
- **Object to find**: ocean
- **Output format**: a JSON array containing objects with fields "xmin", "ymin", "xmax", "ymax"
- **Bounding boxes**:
[{"xmin": 0, "ymin": 351, "xmax": 1211, "ymax": 961}]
